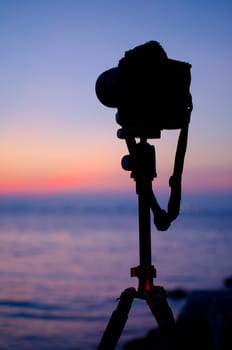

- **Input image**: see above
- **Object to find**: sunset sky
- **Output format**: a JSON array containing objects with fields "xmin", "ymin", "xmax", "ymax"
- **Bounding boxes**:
[{"xmin": 0, "ymin": 0, "xmax": 231, "ymax": 195}]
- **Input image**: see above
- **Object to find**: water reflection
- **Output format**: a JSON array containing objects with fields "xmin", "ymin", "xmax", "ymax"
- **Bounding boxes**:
[{"xmin": 0, "ymin": 195, "xmax": 231, "ymax": 349}]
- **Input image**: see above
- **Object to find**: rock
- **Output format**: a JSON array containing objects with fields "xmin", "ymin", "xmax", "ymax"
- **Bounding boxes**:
[
  {"xmin": 177, "ymin": 289, "xmax": 232, "ymax": 350},
  {"xmin": 167, "ymin": 288, "xmax": 188, "ymax": 299},
  {"xmin": 224, "ymin": 276, "xmax": 232, "ymax": 287}
]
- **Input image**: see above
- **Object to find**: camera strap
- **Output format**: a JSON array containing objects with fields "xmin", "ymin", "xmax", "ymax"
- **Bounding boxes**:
[{"xmin": 150, "ymin": 125, "xmax": 189, "ymax": 231}]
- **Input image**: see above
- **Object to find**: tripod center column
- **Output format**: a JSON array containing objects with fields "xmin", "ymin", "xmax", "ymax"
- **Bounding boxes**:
[{"xmin": 131, "ymin": 140, "xmax": 157, "ymax": 295}]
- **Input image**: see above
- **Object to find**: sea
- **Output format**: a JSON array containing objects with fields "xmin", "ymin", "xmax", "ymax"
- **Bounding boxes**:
[{"xmin": 0, "ymin": 191, "xmax": 231, "ymax": 350}]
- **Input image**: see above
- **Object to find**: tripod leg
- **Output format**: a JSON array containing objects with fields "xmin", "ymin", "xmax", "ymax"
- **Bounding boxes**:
[
  {"xmin": 146, "ymin": 286, "xmax": 175, "ymax": 328},
  {"xmin": 98, "ymin": 287, "xmax": 136, "ymax": 350},
  {"xmin": 146, "ymin": 286, "xmax": 176, "ymax": 349}
]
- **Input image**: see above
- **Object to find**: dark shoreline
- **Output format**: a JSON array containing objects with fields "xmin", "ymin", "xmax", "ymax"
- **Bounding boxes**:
[{"xmin": 123, "ymin": 278, "xmax": 232, "ymax": 350}]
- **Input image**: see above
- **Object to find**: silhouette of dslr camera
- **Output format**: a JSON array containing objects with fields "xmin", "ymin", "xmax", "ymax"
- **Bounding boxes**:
[{"xmin": 96, "ymin": 41, "xmax": 193, "ymax": 138}]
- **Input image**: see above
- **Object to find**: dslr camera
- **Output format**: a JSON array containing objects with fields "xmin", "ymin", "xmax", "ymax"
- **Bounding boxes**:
[{"xmin": 96, "ymin": 41, "xmax": 192, "ymax": 138}]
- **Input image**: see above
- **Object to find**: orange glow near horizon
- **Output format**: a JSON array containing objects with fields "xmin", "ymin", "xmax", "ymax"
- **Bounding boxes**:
[
  {"xmin": 1, "ymin": 122, "xmax": 231, "ymax": 196},
  {"xmin": 0, "ymin": 170, "xmax": 131, "ymax": 195},
  {"xmin": 0, "ymin": 175, "xmax": 90, "ymax": 195},
  {"xmin": 0, "ymin": 165, "xmax": 231, "ymax": 196}
]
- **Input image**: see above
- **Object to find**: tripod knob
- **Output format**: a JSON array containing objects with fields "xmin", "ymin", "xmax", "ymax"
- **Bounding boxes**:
[{"xmin": 121, "ymin": 155, "xmax": 132, "ymax": 171}]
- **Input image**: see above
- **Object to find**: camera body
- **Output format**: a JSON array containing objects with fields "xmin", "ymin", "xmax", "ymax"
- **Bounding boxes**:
[{"xmin": 96, "ymin": 41, "xmax": 192, "ymax": 138}]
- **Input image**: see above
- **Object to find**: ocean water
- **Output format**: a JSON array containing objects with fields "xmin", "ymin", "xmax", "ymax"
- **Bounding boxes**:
[{"xmin": 0, "ymin": 192, "xmax": 231, "ymax": 350}]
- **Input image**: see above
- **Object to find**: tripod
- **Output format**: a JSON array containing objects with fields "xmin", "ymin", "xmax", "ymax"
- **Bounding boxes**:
[{"xmin": 98, "ymin": 132, "xmax": 177, "ymax": 350}]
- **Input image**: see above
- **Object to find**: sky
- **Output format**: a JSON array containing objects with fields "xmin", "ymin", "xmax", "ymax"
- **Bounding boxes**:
[{"xmin": 0, "ymin": 0, "xmax": 232, "ymax": 196}]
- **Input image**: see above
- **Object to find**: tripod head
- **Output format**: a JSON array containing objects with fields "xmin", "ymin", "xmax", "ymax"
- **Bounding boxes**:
[{"xmin": 117, "ymin": 125, "xmax": 189, "ymax": 231}]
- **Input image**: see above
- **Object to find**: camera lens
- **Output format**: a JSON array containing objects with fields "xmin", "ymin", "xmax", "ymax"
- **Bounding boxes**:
[{"xmin": 95, "ymin": 67, "xmax": 119, "ymax": 108}]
